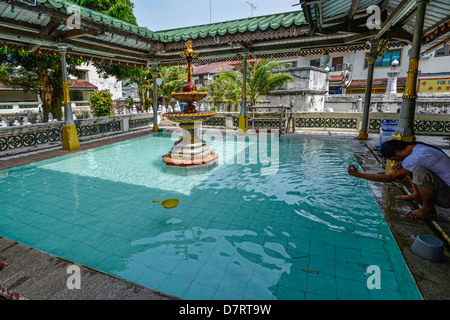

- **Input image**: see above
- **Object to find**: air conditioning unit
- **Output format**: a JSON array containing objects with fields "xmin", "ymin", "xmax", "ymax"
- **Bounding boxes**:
[{"xmin": 420, "ymin": 52, "xmax": 433, "ymax": 59}]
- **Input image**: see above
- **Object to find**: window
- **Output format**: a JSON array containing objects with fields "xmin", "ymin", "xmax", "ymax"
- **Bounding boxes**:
[
  {"xmin": 332, "ymin": 57, "xmax": 344, "ymax": 71},
  {"xmin": 0, "ymin": 105, "xmax": 13, "ymax": 110},
  {"xmin": 310, "ymin": 59, "xmax": 320, "ymax": 67},
  {"xmin": 365, "ymin": 49, "xmax": 401, "ymax": 68},
  {"xmin": 283, "ymin": 61, "xmax": 297, "ymax": 68},
  {"xmin": 19, "ymin": 105, "xmax": 38, "ymax": 109},
  {"xmin": 435, "ymin": 45, "xmax": 450, "ymax": 57},
  {"xmin": 70, "ymin": 91, "xmax": 84, "ymax": 102}
]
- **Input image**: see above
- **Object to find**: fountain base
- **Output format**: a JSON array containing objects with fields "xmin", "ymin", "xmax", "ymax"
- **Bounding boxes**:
[
  {"xmin": 162, "ymin": 152, "xmax": 219, "ymax": 167},
  {"xmin": 161, "ymin": 119, "xmax": 219, "ymax": 167}
]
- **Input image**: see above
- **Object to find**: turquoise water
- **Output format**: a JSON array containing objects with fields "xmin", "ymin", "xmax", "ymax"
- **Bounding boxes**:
[{"xmin": 0, "ymin": 133, "xmax": 421, "ymax": 300}]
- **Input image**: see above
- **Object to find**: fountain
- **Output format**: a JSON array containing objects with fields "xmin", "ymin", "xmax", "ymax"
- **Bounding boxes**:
[{"xmin": 162, "ymin": 40, "xmax": 219, "ymax": 168}]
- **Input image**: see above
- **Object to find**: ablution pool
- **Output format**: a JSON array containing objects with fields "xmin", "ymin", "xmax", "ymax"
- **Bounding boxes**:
[{"xmin": 0, "ymin": 132, "xmax": 421, "ymax": 300}]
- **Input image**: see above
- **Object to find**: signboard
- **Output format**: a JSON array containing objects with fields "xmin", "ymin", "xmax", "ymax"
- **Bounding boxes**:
[{"xmin": 418, "ymin": 78, "xmax": 450, "ymax": 93}]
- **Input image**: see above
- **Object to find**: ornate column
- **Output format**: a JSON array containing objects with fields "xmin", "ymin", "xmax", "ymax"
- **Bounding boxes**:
[
  {"xmin": 394, "ymin": 0, "xmax": 428, "ymax": 142},
  {"xmin": 150, "ymin": 60, "xmax": 159, "ymax": 132},
  {"xmin": 238, "ymin": 52, "xmax": 249, "ymax": 133},
  {"xmin": 385, "ymin": 60, "xmax": 400, "ymax": 98},
  {"xmin": 357, "ymin": 38, "xmax": 390, "ymax": 140},
  {"xmin": 58, "ymin": 43, "xmax": 80, "ymax": 152}
]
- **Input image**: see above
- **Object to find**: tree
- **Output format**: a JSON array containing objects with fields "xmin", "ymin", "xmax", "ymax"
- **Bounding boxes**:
[
  {"xmin": 0, "ymin": 0, "xmax": 138, "ymax": 122},
  {"xmin": 205, "ymin": 71, "xmax": 242, "ymax": 112},
  {"xmin": 0, "ymin": 47, "xmax": 83, "ymax": 121},
  {"xmin": 94, "ymin": 63, "xmax": 153, "ymax": 110},
  {"xmin": 89, "ymin": 89, "xmax": 113, "ymax": 117},
  {"xmin": 247, "ymin": 59, "xmax": 294, "ymax": 106},
  {"xmin": 68, "ymin": 0, "xmax": 137, "ymax": 25},
  {"xmin": 204, "ymin": 59, "xmax": 293, "ymax": 110},
  {"xmin": 158, "ymin": 66, "xmax": 187, "ymax": 109}
]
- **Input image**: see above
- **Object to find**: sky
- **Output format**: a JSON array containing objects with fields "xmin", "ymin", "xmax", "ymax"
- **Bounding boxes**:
[{"xmin": 132, "ymin": 0, "xmax": 302, "ymax": 31}]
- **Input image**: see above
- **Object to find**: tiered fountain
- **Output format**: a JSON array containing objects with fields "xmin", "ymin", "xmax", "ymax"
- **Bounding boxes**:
[{"xmin": 162, "ymin": 40, "xmax": 219, "ymax": 168}]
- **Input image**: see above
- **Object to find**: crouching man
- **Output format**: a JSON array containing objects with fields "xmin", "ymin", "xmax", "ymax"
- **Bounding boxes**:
[{"xmin": 348, "ymin": 140, "xmax": 450, "ymax": 219}]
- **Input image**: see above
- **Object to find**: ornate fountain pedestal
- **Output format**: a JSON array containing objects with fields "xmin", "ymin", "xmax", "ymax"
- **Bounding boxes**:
[
  {"xmin": 162, "ymin": 112, "xmax": 219, "ymax": 167},
  {"xmin": 161, "ymin": 40, "xmax": 219, "ymax": 168}
]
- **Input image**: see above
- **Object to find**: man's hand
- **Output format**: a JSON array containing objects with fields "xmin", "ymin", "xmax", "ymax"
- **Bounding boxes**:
[
  {"xmin": 391, "ymin": 161, "xmax": 404, "ymax": 173},
  {"xmin": 348, "ymin": 165, "xmax": 359, "ymax": 177}
]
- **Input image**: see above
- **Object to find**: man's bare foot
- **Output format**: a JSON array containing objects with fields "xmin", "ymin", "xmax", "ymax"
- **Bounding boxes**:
[
  {"xmin": 406, "ymin": 207, "xmax": 437, "ymax": 220},
  {"xmin": 396, "ymin": 193, "xmax": 422, "ymax": 203}
]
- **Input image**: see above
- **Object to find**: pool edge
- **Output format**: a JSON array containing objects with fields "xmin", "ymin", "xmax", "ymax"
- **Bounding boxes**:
[{"xmin": 348, "ymin": 138, "xmax": 450, "ymax": 300}]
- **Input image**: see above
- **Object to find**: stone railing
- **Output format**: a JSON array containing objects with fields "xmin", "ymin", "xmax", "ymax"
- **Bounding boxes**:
[
  {"xmin": 0, "ymin": 113, "xmax": 154, "ymax": 154},
  {"xmin": 203, "ymin": 112, "xmax": 450, "ymax": 136},
  {"xmin": 2, "ymin": 111, "xmax": 449, "ymax": 155}
]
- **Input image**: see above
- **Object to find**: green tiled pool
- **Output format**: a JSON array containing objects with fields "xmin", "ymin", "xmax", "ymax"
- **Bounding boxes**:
[{"xmin": 0, "ymin": 133, "xmax": 421, "ymax": 300}]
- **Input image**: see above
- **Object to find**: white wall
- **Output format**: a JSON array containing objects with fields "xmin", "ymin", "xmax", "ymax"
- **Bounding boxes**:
[
  {"xmin": 418, "ymin": 53, "xmax": 450, "ymax": 74},
  {"xmin": 76, "ymin": 63, "xmax": 123, "ymax": 100},
  {"xmin": 294, "ymin": 44, "xmax": 450, "ymax": 86}
]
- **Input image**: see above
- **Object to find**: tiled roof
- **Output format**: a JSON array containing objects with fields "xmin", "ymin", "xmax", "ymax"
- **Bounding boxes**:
[
  {"xmin": 0, "ymin": 79, "xmax": 97, "ymax": 90},
  {"xmin": 35, "ymin": 0, "xmax": 155, "ymax": 39},
  {"xmin": 330, "ymin": 75, "xmax": 344, "ymax": 82},
  {"xmin": 152, "ymin": 11, "xmax": 307, "ymax": 43},
  {"xmin": 193, "ymin": 62, "xmax": 236, "ymax": 76},
  {"xmin": 68, "ymin": 79, "xmax": 98, "ymax": 90},
  {"xmin": 33, "ymin": 0, "xmax": 306, "ymax": 44}
]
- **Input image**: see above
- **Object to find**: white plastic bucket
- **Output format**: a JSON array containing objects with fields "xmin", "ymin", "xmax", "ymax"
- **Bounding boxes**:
[{"xmin": 379, "ymin": 121, "xmax": 398, "ymax": 149}]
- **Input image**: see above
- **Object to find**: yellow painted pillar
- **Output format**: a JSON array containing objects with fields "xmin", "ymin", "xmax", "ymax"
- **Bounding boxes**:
[
  {"xmin": 59, "ymin": 44, "xmax": 80, "ymax": 152},
  {"xmin": 150, "ymin": 61, "xmax": 160, "ymax": 132},
  {"xmin": 238, "ymin": 52, "xmax": 249, "ymax": 134},
  {"xmin": 394, "ymin": 0, "xmax": 428, "ymax": 143},
  {"xmin": 357, "ymin": 38, "xmax": 390, "ymax": 140}
]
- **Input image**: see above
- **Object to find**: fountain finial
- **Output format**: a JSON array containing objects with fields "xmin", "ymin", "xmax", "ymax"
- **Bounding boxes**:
[
  {"xmin": 161, "ymin": 40, "xmax": 219, "ymax": 168},
  {"xmin": 180, "ymin": 38, "xmax": 199, "ymax": 59}
]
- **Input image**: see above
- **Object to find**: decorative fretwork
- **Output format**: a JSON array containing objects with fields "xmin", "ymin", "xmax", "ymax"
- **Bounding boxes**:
[
  {"xmin": 0, "ymin": 130, "xmax": 64, "ymax": 151},
  {"xmin": 23, "ymin": 134, "xmax": 36, "ymax": 147},
  {"xmin": 369, "ymin": 118, "xmax": 450, "ymax": 133},
  {"xmin": 445, "ymin": 121, "xmax": 450, "ymax": 133},
  {"xmin": 0, "ymin": 137, "xmax": 7, "ymax": 151},
  {"xmin": 36, "ymin": 132, "xmax": 49, "ymax": 144},
  {"xmin": 369, "ymin": 119, "xmax": 383, "ymax": 130},
  {"xmin": 296, "ymin": 117, "xmax": 357, "ymax": 129},
  {"xmin": 48, "ymin": 130, "xmax": 60, "ymax": 142},
  {"xmin": 415, "ymin": 120, "xmax": 450, "ymax": 133},
  {"xmin": 77, "ymin": 122, "xmax": 122, "ymax": 137},
  {"xmin": 250, "ymin": 119, "xmax": 283, "ymax": 128},
  {"xmin": 203, "ymin": 117, "xmax": 225, "ymax": 127},
  {"xmin": 7, "ymin": 136, "xmax": 22, "ymax": 149},
  {"xmin": 129, "ymin": 118, "xmax": 152, "ymax": 129}
]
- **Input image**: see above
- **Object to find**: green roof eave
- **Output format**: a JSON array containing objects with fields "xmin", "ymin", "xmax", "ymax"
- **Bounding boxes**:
[
  {"xmin": 35, "ymin": 0, "xmax": 155, "ymax": 39},
  {"xmin": 153, "ymin": 10, "xmax": 306, "ymax": 43},
  {"xmin": 32, "ymin": 1, "xmax": 305, "ymax": 44}
]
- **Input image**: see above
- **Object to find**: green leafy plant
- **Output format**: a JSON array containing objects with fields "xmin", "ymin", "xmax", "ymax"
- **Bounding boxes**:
[
  {"xmin": 126, "ymin": 97, "xmax": 134, "ymax": 107},
  {"xmin": 89, "ymin": 90, "xmax": 113, "ymax": 117},
  {"xmin": 159, "ymin": 66, "xmax": 187, "ymax": 108},
  {"xmin": 204, "ymin": 59, "xmax": 293, "ymax": 110},
  {"xmin": 247, "ymin": 59, "xmax": 294, "ymax": 106}
]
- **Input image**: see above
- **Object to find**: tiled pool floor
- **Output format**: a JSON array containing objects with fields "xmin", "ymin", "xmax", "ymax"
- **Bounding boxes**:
[{"xmin": 1, "ymin": 131, "xmax": 449, "ymax": 300}]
